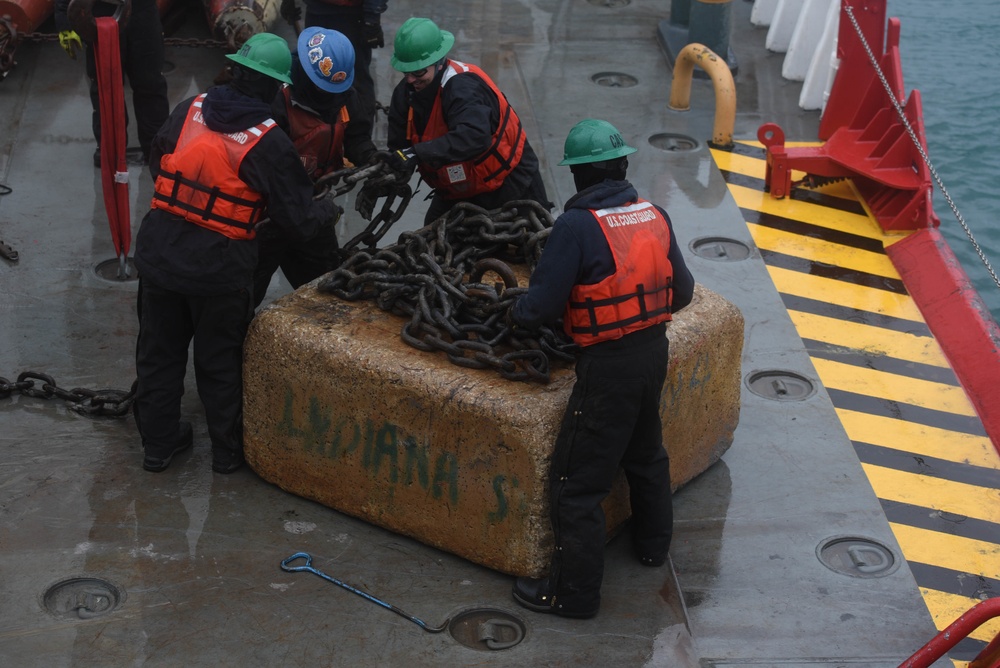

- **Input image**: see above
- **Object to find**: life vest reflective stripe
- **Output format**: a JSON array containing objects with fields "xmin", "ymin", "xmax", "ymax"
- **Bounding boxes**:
[
  {"xmin": 282, "ymin": 85, "xmax": 349, "ymax": 180},
  {"xmin": 564, "ymin": 200, "xmax": 674, "ymax": 346},
  {"xmin": 407, "ymin": 60, "xmax": 526, "ymax": 198},
  {"xmin": 151, "ymin": 94, "xmax": 275, "ymax": 240}
]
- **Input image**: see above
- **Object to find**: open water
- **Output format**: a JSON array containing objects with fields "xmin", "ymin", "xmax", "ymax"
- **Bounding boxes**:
[{"xmin": 889, "ymin": 0, "xmax": 1000, "ymax": 322}]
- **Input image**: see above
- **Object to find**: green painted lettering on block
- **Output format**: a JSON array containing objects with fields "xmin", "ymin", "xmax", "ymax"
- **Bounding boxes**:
[
  {"xmin": 432, "ymin": 452, "xmax": 459, "ymax": 504},
  {"xmin": 361, "ymin": 419, "xmax": 375, "ymax": 468},
  {"xmin": 372, "ymin": 423, "xmax": 399, "ymax": 482},
  {"xmin": 403, "ymin": 436, "xmax": 429, "ymax": 489},
  {"xmin": 327, "ymin": 416, "xmax": 361, "ymax": 458},
  {"xmin": 277, "ymin": 389, "xmax": 305, "ymax": 437},
  {"xmin": 306, "ymin": 396, "xmax": 331, "ymax": 454},
  {"xmin": 488, "ymin": 475, "xmax": 511, "ymax": 523}
]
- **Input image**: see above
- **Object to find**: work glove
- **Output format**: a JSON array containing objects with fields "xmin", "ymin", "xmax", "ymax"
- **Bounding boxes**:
[
  {"xmin": 280, "ymin": 0, "xmax": 301, "ymax": 24},
  {"xmin": 362, "ymin": 15, "xmax": 384, "ymax": 48},
  {"xmin": 388, "ymin": 147, "xmax": 417, "ymax": 177},
  {"xmin": 355, "ymin": 181, "xmax": 379, "ymax": 222},
  {"xmin": 59, "ymin": 30, "xmax": 83, "ymax": 60}
]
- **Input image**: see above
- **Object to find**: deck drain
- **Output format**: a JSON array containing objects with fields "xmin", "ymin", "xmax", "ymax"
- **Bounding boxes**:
[
  {"xmin": 591, "ymin": 71, "xmax": 637, "ymax": 88},
  {"xmin": 690, "ymin": 237, "xmax": 751, "ymax": 261},
  {"xmin": 42, "ymin": 577, "xmax": 125, "ymax": 620},
  {"xmin": 586, "ymin": 0, "xmax": 631, "ymax": 7},
  {"xmin": 447, "ymin": 608, "xmax": 526, "ymax": 651},
  {"xmin": 648, "ymin": 133, "xmax": 700, "ymax": 152},
  {"xmin": 746, "ymin": 370, "xmax": 815, "ymax": 401},
  {"xmin": 817, "ymin": 536, "xmax": 900, "ymax": 579},
  {"xmin": 94, "ymin": 257, "xmax": 137, "ymax": 282}
]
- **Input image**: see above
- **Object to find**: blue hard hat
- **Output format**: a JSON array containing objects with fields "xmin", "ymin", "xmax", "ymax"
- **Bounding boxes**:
[{"xmin": 297, "ymin": 27, "xmax": 355, "ymax": 93}]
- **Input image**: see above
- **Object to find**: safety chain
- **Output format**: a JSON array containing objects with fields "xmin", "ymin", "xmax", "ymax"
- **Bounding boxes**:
[
  {"xmin": 18, "ymin": 31, "xmax": 227, "ymax": 49},
  {"xmin": 317, "ymin": 200, "xmax": 578, "ymax": 383},
  {"xmin": 1, "ymin": 371, "xmax": 136, "ymax": 417},
  {"xmin": 844, "ymin": 5, "xmax": 1000, "ymax": 292}
]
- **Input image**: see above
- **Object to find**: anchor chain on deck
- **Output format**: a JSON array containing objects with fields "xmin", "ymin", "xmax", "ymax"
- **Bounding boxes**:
[
  {"xmin": 0, "ymin": 371, "xmax": 136, "ymax": 417},
  {"xmin": 317, "ymin": 200, "xmax": 578, "ymax": 383}
]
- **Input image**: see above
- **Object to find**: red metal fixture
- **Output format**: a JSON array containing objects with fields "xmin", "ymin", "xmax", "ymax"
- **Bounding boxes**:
[
  {"xmin": 760, "ymin": 1, "xmax": 938, "ymax": 232},
  {"xmin": 0, "ymin": 0, "xmax": 55, "ymax": 76},
  {"xmin": 898, "ymin": 597, "xmax": 1000, "ymax": 668}
]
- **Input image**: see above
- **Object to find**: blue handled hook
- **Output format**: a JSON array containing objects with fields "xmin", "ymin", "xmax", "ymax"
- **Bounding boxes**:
[{"xmin": 280, "ymin": 552, "xmax": 448, "ymax": 633}]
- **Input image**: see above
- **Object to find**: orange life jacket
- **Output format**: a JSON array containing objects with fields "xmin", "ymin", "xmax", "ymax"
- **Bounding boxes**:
[
  {"xmin": 151, "ymin": 94, "xmax": 275, "ymax": 240},
  {"xmin": 407, "ymin": 60, "xmax": 526, "ymax": 198},
  {"xmin": 564, "ymin": 199, "xmax": 674, "ymax": 346},
  {"xmin": 282, "ymin": 86, "xmax": 349, "ymax": 180}
]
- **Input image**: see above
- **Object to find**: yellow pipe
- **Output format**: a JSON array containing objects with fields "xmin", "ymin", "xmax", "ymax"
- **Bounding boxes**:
[{"xmin": 668, "ymin": 42, "xmax": 736, "ymax": 148}]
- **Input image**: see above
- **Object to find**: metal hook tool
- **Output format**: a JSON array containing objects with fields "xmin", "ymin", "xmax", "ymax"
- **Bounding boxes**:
[{"xmin": 280, "ymin": 552, "xmax": 449, "ymax": 633}]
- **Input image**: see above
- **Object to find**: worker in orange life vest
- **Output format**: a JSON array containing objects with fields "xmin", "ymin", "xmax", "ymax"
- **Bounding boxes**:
[
  {"xmin": 385, "ymin": 17, "xmax": 552, "ymax": 224},
  {"xmin": 133, "ymin": 34, "xmax": 340, "ymax": 475},
  {"xmin": 507, "ymin": 119, "xmax": 695, "ymax": 619},
  {"xmin": 253, "ymin": 27, "xmax": 377, "ymax": 308}
]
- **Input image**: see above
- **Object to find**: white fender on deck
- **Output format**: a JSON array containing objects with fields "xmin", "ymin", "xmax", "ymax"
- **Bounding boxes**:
[
  {"xmin": 750, "ymin": 0, "xmax": 780, "ymax": 26},
  {"xmin": 782, "ymin": 0, "xmax": 835, "ymax": 81},
  {"xmin": 799, "ymin": 0, "xmax": 840, "ymax": 111},
  {"xmin": 765, "ymin": 0, "xmax": 805, "ymax": 53}
]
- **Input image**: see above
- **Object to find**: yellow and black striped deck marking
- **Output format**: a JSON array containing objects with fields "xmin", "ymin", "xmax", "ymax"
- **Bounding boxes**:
[{"xmin": 713, "ymin": 141, "xmax": 1000, "ymax": 666}]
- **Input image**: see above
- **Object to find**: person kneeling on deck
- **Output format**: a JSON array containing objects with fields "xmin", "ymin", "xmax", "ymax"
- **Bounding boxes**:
[
  {"xmin": 253, "ymin": 27, "xmax": 377, "ymax": 308},
  {"xmin": 507, "ymin": 119, "xmax": 695, "ymax": 618},
  {"xmin": 385, "ymin": 17, "xmax": 552, "ymax": 224},
  {"xmin": 133, "ymin": 33, "xmax": 341, "ymax": 474}
]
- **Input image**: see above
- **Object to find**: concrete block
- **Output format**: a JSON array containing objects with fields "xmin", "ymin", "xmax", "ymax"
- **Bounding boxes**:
[{"xmin": 243, "ymin": 282, "xmax": 742, "ymax": 577}]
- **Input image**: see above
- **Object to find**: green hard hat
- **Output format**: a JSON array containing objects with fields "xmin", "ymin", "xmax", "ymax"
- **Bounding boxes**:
[
  {"xmin": 390, "ymin": 17, "xmax": 454, "ymax": 72},
  {"xmin": 226, "ymin": 33, "xmax": 293, "ymax": 84},
  {"xmin": 559, "ymin": 118, "xmax": 637, "ymax": 166}
]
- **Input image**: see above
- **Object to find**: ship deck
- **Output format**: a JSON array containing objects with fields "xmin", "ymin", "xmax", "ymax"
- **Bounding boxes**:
[{"xmin": 0, "ymin": 1, "xmax": 995, "ymax": 666}]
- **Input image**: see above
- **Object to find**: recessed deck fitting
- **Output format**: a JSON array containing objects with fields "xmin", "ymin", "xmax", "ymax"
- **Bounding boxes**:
[
  {"xmin": 746, "ymin": 370, "xmax": 815, "ymax": 401},
  {"xmin": 94, "ymin": 257, "xmax": 138, "ymax": 282},
  {"xmin": 587, "ymin": 0, "xmax": 631, "ymax": 7},
  {"xmin": 817, "ymin": 536, "xmax": 900, "ymax": 579},
  {"xmin": 648, "ymin": 133, "xmax": 700, "ymax": 152},
  {"xmin": 690, "ymin": 237, "xmax": 751, "ymax": 261},
  {"xmin": 590, "ymin": 72, "xmax": 638, "ymax": 88},
  {"xmin": 42, "ymin": 577, "xmax": 125, "ymax": 620},
  {"xmin": 447, "ymin": 608, "xmax": 526, "ymax": 651}
]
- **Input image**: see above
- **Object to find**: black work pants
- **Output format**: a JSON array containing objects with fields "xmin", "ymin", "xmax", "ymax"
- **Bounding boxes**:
[
  {"xmin": 85, "ymin": 0, "xmax": 169, "ymax": 158},
  {"xmin": 548, "ymin": 328, "xmax": 672, "ymax": 611},
  {"xmin": 252, "ymin": 223, "xmax": 340, "ymax": 308},
  {"xmin": 134, "ymin": 279, "xmax": 252, "ymax": 461}
]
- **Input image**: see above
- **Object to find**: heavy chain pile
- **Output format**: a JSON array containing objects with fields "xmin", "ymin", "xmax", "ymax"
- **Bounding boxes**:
[{"xmin": 317, "ymin": 200, "xmax": 578, "ymax": 383}]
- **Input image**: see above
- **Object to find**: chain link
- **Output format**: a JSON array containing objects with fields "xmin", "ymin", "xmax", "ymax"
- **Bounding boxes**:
[
  {"xmin": 844, "ymin": 5, "xmax": 1000, "ymax": 292},
  {"xmin": 1, "ymin": 371, "xmax": 136, "ymax": 417},
  {"xmin": 318, "ymin": 200, "xmax": 577, "ymax": 383}
]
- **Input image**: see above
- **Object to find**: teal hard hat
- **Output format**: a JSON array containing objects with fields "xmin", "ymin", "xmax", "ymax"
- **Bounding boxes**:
[
  {"xmin": 390, "ymin": 17, "xmax": 454, "ymax": 72},
  {"xmin": 226, "ymin": 33, "xmax": 293, "ymax": 84},
  {"xmin": 559, "ymin": 118, "xmax": 637, "ymax": 166}
]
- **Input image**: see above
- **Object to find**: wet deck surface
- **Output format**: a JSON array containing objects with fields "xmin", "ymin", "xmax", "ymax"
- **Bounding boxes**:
[{"xmin": 0, "ymin": 1, "xmax": 953, "ymax": 665}]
